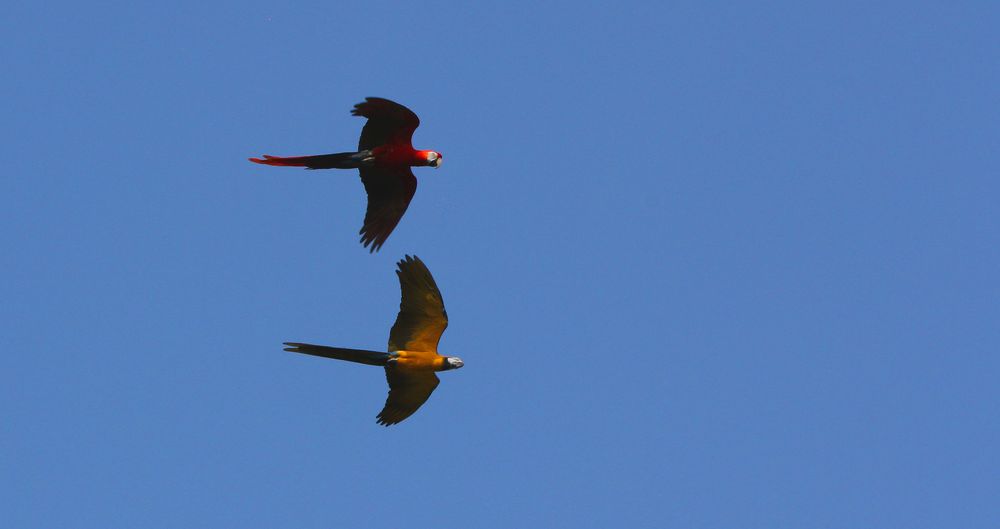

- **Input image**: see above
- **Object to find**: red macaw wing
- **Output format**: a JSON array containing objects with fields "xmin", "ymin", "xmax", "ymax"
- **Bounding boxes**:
[
  {"xmin": 388, "ymin": 255, "xmax": 448, "ymax": 352},
  {"xmin": 358, "ymin": 166, "xmax": 416, "ymax": 252},
  {"xmin": 376, "ymin": 369, "xmax": 440, "ymax": 426},
  {"xmin": 352, "ymin": 97, "xmax": 420, "ymax": 150}
]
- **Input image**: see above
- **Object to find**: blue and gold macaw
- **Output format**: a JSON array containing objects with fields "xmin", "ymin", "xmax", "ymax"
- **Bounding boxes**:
[{"xmin": 285, "ymin": 255, "xmax": 463, "ymax": 426}]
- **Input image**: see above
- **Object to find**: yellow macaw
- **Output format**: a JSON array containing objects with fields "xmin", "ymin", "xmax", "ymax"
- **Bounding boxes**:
[{"xmin": 285, "ymin": 255, "xmax": 463, "ymax": 426}]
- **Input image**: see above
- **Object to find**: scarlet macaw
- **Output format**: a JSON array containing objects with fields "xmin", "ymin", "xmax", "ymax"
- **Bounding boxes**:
[
  {"xmin": 284, "ymin": 255, "xmax": 463, "ymax": 426},
  {"xmin": 250, "ymin": 98, "xmax": 442, "ymax": 252}
]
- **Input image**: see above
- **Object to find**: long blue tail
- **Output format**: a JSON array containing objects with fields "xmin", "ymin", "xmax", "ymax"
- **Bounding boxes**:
[{"xmin": 283, "ymin": 342, "xmax": 389, "ymax": 366}]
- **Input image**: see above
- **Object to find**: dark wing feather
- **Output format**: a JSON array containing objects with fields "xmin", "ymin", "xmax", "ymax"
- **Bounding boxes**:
[
  {"xmin": 358, "ymin": 166, "xmax": 417, "ymax": 252},
  {"xmin": 376, "ymin": 369, "xmax": 440, "ymax": 426},
  {"xmin": 388, "ymin": 255, "xmax": 448, "ymax": 352},
  {"xmin": 352, "ymin": 97, "xmax": 420, "ymax": 151}
]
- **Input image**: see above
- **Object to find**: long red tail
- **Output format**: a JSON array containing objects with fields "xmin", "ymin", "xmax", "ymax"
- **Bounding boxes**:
[
  {"xmin": 248, "ymin": 154, "xmax": 310, "ymax": 167},
  {"xmin": 248, "ymin": 152, "xmax": 367, "ymax": 169}
]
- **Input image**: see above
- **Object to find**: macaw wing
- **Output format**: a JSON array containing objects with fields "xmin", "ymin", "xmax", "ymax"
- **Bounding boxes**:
[
  {"xmin": 376, "ymin": 369, "xmax": 440, "ymax": 426},
  {"xmin": 388, "ymin": 255, "xmax": 448, "ymax": 352},
  {"xmin": 352, "ymin": 97, "xmax": 420, "ymax": 151},
  {"xmin": 358, "ymin": 166, "xmax": 416, "ymax": 252}
]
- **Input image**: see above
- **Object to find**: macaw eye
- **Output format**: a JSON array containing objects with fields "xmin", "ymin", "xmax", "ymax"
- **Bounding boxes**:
[{"xmin": 427, "ymin": 152, "xmax": 439, "ymax": 161}]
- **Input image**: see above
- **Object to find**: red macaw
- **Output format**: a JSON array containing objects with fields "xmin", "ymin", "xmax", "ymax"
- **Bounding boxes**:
[{"xmin": 250, "ymin": 98, "xmax": 442, "ymax": 252}]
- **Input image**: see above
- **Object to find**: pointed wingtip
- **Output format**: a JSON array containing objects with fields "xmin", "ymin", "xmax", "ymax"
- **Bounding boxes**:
[{"xmin": 359, "ymin": 233, "xmax": 384, "ymax": 253}]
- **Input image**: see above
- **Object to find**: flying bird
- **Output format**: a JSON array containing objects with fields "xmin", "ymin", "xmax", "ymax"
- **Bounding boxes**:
[
  {"xmin": 250, "ymin": 98, "xmax": 443, "ymax": 252},
  {"xmin": 284, "ymin": 255, "xmax": 463, "ymax": 426}
]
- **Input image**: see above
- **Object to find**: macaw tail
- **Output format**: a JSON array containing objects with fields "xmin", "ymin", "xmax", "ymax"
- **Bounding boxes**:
[
  {"xmin": 249, "ymin": 151, "xmax": 370, "ymax": 169},
  {"xmin": 283, "ymin": 342, "xmax": 390, "ymax": 366}
]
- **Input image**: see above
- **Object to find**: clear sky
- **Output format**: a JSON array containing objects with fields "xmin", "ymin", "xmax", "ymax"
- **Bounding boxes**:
[{"xmin": 2, "ymin": 1, "xmax": 998, "ymax": 527}]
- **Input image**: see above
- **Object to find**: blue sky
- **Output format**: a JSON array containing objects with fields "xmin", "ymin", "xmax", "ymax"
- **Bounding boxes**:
[{"xmin": 2, "ymin": 1, "xmax": 998, "ymax": 527}]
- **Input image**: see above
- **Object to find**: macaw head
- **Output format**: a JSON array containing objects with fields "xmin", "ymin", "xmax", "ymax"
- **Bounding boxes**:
[
  {"xmin": 442, "ymin": 356, "xmax": 464, "ymax": 370},
  {"xmin": 425, "ymin": 151, "xmax": 443, "ymax": 168}
]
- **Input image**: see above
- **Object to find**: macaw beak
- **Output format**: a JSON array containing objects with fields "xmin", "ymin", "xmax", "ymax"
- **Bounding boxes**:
[{"xmin": 429, "ymin": 158, "xmax": 442, "ymax": 168}]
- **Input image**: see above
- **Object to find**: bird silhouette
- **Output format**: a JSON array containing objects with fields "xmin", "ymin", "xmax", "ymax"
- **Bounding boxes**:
[
  {"xmin": 250, "ymin": 98, "xmax": 442, "ymax": 252},
  {"xmin": 284, "ymin": 255, "xmax": 463, "ymax": 426}
]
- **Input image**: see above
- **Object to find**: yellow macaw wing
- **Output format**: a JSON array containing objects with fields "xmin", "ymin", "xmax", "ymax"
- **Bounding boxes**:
[
  {"xmin": 388, "ymin": 255, "xmax": 448, "ymax": 352},
  {"xmin": 376, "ymin": 369, "xmax": 440, "ymax": 426}
]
